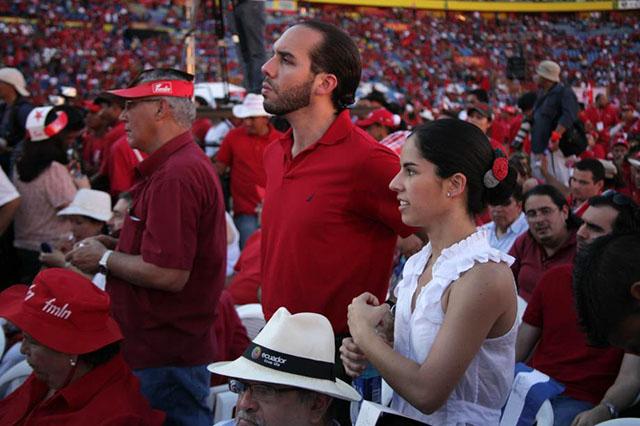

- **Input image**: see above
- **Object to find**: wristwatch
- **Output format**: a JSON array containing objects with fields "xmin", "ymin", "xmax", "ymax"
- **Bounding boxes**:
[
  {"xmin": 99, "ymin": 250, "xmax": 113, "ymax": 275},
  {"xmin": 603, "ymin": 401, "xmax": 619, "ymax": 419}
]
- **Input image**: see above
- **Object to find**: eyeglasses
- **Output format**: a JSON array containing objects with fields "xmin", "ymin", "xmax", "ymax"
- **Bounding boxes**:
[
  {"xmin": 525, "ymin": 206, "xmax": 559, "ymax": 219},
  {"xmin": 228, "ymin": 379, "xmax": 298, "ymax": 402},
  {"xmin": 124, "ymin": 98, "xmax": 161, "ymax": 111}
]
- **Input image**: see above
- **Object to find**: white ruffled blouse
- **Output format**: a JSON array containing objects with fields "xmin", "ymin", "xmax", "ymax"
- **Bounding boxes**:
[{"xmin": 390, "ymin": 230, "xmax": 518, "ymax": 425}]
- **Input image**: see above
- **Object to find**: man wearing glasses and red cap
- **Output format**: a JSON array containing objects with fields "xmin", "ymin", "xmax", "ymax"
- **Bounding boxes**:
[{"xmin": 67, "ymin": 69, "xmax": 227, "ymax": 425}]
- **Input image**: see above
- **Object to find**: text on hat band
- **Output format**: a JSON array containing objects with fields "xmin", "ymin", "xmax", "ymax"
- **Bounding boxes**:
[{"xmin": 242, "ymin": 342, "xmax": 336, "ymax": 382}]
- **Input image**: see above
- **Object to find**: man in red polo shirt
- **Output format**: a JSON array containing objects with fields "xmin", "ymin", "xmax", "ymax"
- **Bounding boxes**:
[
  {"xmin": 568, "ymin": 158, "xmax": 605, "ymax": 217},
  {"xmin": 516, "ymin": 192, "xmax": 640, "ymax": 424},
  {"xmin": 67, "ymin": 69, "xmax": 226, "ymax": 426},
  {"xmin": 509, "ymin": 184, "xmax": 580, "ymax": 301},
  {"xmin": 215, "ymin": 93, "xmax": 282, "ymax": 248},
  {"xmin": 260, "ymin": 20, "xmax": 412, "ymax": 343}
]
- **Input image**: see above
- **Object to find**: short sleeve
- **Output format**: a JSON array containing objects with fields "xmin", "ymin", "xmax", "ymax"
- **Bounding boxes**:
[
  {"xmin": 522, "ymin": 270, "xmax": 548, "ymax": 327},
  {"xmin": 44, "ymin": 162, "xmax": 76, "ymax": 209},
  {"xmin": 0, "ymin": 168, "xmax": 19, "ymax": 206},
  {"xmin": 141, "ymin": 177, "xmax": 199, "ymax": 270},
  {"xmin": 351, "ymin": 144, "xmax": 414, "ymax": 237}
]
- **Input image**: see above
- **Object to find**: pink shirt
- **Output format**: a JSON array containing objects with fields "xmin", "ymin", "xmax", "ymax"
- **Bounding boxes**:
[{"xmin": 13, "ymin": 162, "xmax": 76, "ymax": 251}]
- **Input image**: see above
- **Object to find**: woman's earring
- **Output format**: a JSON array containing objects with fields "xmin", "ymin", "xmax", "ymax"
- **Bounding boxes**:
[
  {"xmin": 69, "ymin": 358, "xmax": 77, "ymax": 367},
  {"xmin": 447, "ymin": 192, "xmax": 451, "ymax": 198}
]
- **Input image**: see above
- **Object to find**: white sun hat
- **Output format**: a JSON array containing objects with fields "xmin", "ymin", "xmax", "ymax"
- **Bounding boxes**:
[
  {"xmin": 232, "ymin": 93, "xmax": 271, "ymax": 119},
  {"xmin": 208, "ymin": 307, "xmax": 361, "ymax": 402},
  {"xmin": 58, "ymin": 189, "xmax": 112, "ymax": 222},
  {"xmin": 0, "ymin": 67, "xmax": 30, "ymax": 97}
]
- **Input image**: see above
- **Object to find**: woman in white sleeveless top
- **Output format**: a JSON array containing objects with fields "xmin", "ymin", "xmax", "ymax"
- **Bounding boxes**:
[{"xmin": 341, "ymin": 119, "xmax": 519, "ymax": 425}]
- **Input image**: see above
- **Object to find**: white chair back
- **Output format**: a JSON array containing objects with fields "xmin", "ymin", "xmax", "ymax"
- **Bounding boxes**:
[{"xmin": 235, "ymin": 303, "xmax": 266, "ymax": 340}]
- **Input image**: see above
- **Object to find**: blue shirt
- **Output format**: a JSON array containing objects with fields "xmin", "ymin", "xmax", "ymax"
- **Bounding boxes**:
[
  {"xmin": 531, "ymin": 83, "xmax": 579, "ymax": 154},
  {"xmin": 480, "ymin": 212, "xmax": 529, "ymax": 253}
]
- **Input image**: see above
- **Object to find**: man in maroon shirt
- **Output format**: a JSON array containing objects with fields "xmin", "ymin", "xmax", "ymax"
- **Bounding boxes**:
[
  {"xmin": 260, "ymin": 21, "xmax": 413, "ymax": 424},
  {"xmin": 68, "ymin": 69, "xmax": 226, "ymax": 426},
  {"xmin": 215, "ymin": 93, "xmax": 282, "ymax": 248},
  {"xmin": 517, "ymin": 191, "xmax": 640, "ymax": 425},
  {"xmin": 509, "ymin": 184, "xmax": 581, "ymax": 301}
]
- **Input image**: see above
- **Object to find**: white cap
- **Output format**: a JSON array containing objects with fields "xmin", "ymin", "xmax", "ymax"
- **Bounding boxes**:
[
  {"xmin": 58, "ymin": 189, "xmax": 112, "ymax": 222},
  {"xmin": 232, "ymin": 93, "xmax": 271, "ymax": 119},
  {"xmin": 0, "ymin": 68, "xmax": 30, "ymax": 97},
  {"xmin": 26, "ymin": 106, "xmax": 69, "ymax": 142}
]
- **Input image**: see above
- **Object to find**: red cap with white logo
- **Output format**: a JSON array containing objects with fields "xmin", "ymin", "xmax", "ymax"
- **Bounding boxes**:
[
  {"xmin": 0, "ymin": 268, "xmax": 122, "ymax": 354},
  {"xmin": 107, "ymin": 80, "xmax": 194, "ymax": 99}
]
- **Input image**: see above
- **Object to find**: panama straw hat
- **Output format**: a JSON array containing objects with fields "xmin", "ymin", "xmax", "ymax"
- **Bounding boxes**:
[{"xmin": 208, "ymin": 307, "xmax": 361, "ymax": 402}]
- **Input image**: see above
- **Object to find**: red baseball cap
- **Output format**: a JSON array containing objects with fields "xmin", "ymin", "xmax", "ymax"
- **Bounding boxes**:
[
  {"xmin": 356, "ymin": 108, "xmax": 398, "ymax": 129},
  {"xmin": 0, "ymin": 268, "xmax": 122, "ymax": 354},
  {"xmin": 108, "ymin": 80, "xmax": 194, "ymax": 99},
  {"xmin": 612, "ymin": 137, "xmax": 629, "ymax": 149},
  {"xmin": 82, "ymin": 100, "xmax": 101, "ymax": 113}
]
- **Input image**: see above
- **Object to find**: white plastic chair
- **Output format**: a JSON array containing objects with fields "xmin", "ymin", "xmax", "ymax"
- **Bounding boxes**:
[
  {"xmin": 0, "ymin": 360, "xmax": 32, "ymax": 398},
  {"xmin": 213, "ymin": 390, "xmax": 238, "ymax": 423},
  {"xmin": 596, "ymin": 419, "xmax": 640, "ymax": 426},
  {"xmin": 235, "ymin": 304, "xmax": 265, "ymax": 340},
  {"xmin": 207, "ymin": 384, "xmax": 228, "ymax": 412}
]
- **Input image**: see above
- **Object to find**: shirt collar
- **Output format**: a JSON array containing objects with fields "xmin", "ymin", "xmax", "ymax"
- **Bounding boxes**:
[
  {"xmin": 136, "ymin": 131, "xmax": 193, "ymax": 178},
  {"xmin": 278, "ymin": 109, "xmax": 354, "ymax": 151},
  {"xmin": 53, "ymin": 354, "xmax": 128, "ymax": 410},
  {"xmin": 508, "ymin": 212, "xmax": 529, "ymax": 235}
]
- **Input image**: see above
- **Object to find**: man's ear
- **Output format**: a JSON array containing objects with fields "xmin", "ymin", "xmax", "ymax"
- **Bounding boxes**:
[
  {"xmin": 314, "ymin": 73, "xmax": 338, "ymax": 98},
  {"xmin": 307, "ymin": 393, "xmax": 332, "ymax": 424}
]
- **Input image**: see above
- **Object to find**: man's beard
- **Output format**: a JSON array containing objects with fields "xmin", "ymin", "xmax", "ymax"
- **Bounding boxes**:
[{"xmin": 263, "ymin": 76, "xmax": 314, "ymax": 116}]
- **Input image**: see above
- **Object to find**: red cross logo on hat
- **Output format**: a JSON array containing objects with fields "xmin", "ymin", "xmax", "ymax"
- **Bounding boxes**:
[{"xmin": 34, "ymin": 111, "xmax": 43, "ymax": 121}]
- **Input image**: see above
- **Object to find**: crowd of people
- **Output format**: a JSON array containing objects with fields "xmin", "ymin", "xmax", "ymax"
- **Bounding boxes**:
[
  {"xmin": 1, "ymin": 4, "xmax": 640, "ymax": 426},
  {"xmin": 2, "ymin": 2, "xmax": 640, "ymax": 108}
]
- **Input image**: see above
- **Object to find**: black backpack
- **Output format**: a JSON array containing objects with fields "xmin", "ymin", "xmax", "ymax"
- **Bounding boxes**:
[{"xmin": 559, "ymin": 120, "xmax": 588, "ymax": 157}]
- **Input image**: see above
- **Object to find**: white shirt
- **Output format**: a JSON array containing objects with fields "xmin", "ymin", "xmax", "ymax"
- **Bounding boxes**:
[
  {"xmin": 480, "ymin": 212, "xmax": 529, "ymax": 253},
  {"xmin": 0, "ymin": 167, "xmax": 19, "ymax": 207},
  {"xmin": 391, "ymin": 230, "xmax": 518, "ymax": 425}
]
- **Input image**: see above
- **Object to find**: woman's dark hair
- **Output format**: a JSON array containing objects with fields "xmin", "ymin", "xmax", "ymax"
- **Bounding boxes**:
[
  {"xmin": 410, "ymin": 119, "xmax": 517, "ymax": 215},
  {"xmin": 16, "ymin": 107, "xmax": 69, "ymax": 182},
  {"xmin": 573, "ymin": 233, "xmax": 640, "ymax": 347},
  {"xmin": 78, "ymin": 341, "xmax": 121, "ymax": 367},
  {"xmin": 298, "ymin": 20, "xmax": 362, "ymax": 111},
  {"xmin": 523, "ymin": 184, "xmax": 582, "ymax": 229}
]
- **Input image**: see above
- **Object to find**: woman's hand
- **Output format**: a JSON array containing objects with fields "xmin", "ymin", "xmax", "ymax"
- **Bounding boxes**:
[
  {"xmin": 570, "ymin": 404, "xmax": 611, "ymax": 426},
  {"xmin": 347, "ymin": 292, "xmax": 390, "ymax": 345},
  {"xmin": 339, "ymin": 337, "xmax": 368, "ymax": 378}
]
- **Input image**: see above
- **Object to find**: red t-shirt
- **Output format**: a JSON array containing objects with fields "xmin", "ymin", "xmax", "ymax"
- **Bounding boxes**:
[
  {"xmin": 100, "ymin": 136, "xmax": 147, "ymax": 197},
  {"xmin": 216, "ymin": 125, "xmax": 283, "ymax": 215},
  {"xmin": 509, "ymin": 230, "xmax": 577, "ymax": 301},
  {"xmin": 0, "ymin": 354, "xmax": 165, "ymax": 425},
  {"xmin": 227, "ymin": 229, "xmax": 261, "ymax": 305},
  {"xmin": 524, "ymin": 264, "xmax": 624, "ymax": 405},
  {"xmin": 109, "ymin": 132, "xmax": 227, "ymax": 369},
  {"xmin": 98, "ymin": 122, "xmax": 126, "ymax": 172},
  {"xmin": 261, "ymin": 110, "xmax": 414, "ymax": 334}
]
